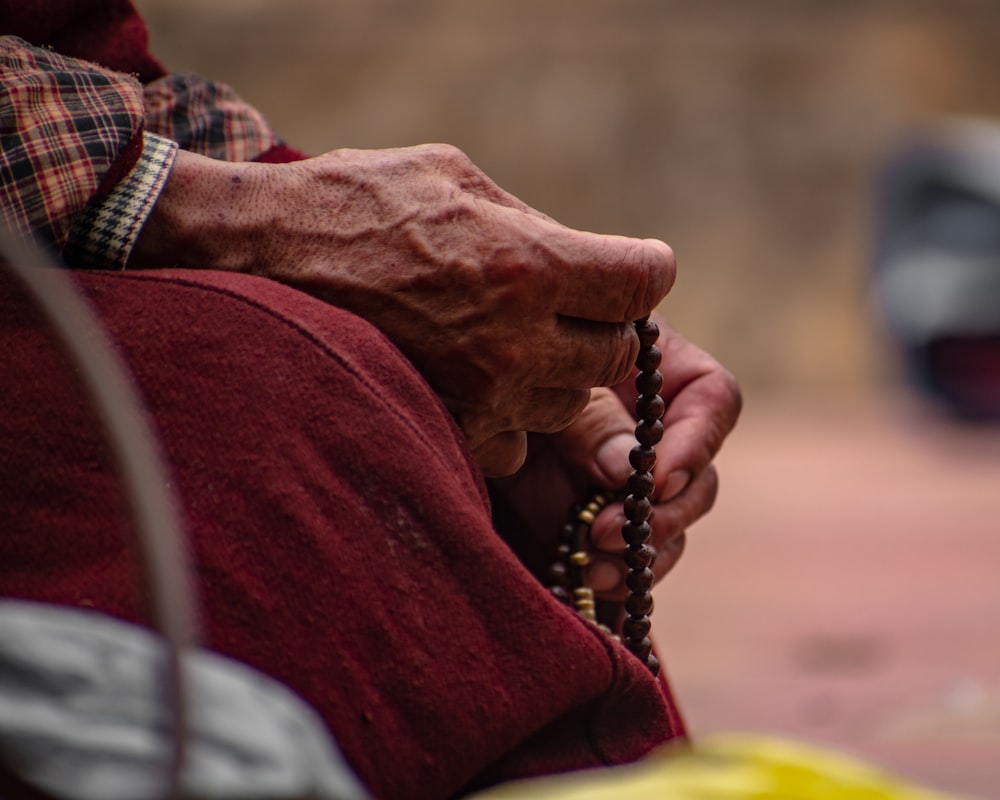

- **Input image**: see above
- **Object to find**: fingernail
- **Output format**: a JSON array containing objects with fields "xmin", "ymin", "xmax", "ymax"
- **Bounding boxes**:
[
  {"xmin": 595, "ymin": 434, "xmax": 635, "ymax": 486},
  {"xmin": 663, "ymin": 469, "xmax": 691, "ymax": 500}
]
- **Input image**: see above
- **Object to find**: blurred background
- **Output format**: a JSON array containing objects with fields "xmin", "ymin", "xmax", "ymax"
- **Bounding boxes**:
[{"xmin": 133, "ymin": 0, "xmax": 1000, "ymax": 796}]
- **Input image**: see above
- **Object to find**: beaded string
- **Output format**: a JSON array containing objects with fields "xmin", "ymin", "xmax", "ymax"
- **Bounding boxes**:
[
  {"xmin": 548, "ymin": 490, "xmax": 618, "ymax": 639},
  {"xmin": 546, "ymin": 317, "xmax": 664, "ymax": 675},
  {"xmin": 621, "ymin": 316, "xmax": 664, "ymax": 676}
]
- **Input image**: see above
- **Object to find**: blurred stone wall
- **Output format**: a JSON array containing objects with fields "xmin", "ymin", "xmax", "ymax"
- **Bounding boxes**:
[{"xmin": 133, "ymin": 0, "xmax": 1000, "ymax": 398}]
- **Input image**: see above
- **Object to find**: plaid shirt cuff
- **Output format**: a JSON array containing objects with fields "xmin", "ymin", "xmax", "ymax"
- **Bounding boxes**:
[{"xmin": 63, "ymin": 133, "xmax": 178, "ymax": 270}]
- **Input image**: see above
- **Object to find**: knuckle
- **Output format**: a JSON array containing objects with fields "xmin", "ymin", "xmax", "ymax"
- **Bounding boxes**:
[
  {"xmin": 427, "ymin": 142, "xmax": 472, "ymax": 171},
  {"xmin": 700, "ymin": 464, "xmax": 720, "ymax": 513},
  {"xmin": 683, "ymin": 464, "xmax": 719, "ymax": 524},
  {"xmin": 710, "ymin": 367, "xmax": 743, "ymax": 428},
  {"xmin": 725, "ymin": 372, "xmax": 744, "ymax": 420},
  {"xmin": 656, "ymin": 464, "xmax": 718, "ymax": 536},
  {"xmin": 652, "ymin": 533, "xmax": 687, "ymax": 581}
]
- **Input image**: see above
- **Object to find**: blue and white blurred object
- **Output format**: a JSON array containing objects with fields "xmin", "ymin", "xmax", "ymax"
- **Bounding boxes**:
[{"xmin": 874, "ymin": 119, "xmax": 1000, "ymax": 420}]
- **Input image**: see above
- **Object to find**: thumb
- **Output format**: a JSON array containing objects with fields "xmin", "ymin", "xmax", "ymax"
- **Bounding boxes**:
[
  {"xmin": 593, "ymin": 432, "xmax": 635, "ymax": 488},
  {"xmin": 552, "ymin": 387, "xmax": 635, "ymax": 489}
]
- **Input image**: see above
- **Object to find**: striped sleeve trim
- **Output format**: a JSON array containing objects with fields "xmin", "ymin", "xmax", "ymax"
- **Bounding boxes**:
[{"xmin": 63, "ymin": 132, "xmax": 178, "ymax": 270}]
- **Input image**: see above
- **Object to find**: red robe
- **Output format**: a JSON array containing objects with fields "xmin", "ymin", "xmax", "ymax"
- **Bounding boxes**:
[{"xmin": 0, "ymin": 4, "xmax": 687, "ymax": 797}]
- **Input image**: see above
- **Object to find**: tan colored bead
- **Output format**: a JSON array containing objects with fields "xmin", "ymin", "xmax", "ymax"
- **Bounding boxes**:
[
  {"xmin": 577, "ymin": 509, "xmax": 595, "ymax": 525},
  {"xmin": 569, "ymin": 550, "xmax": 590, "ymax": 567}
]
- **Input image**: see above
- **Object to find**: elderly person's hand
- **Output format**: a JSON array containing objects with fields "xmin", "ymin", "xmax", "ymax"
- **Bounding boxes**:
[
  {"xmin": 130, "ymin": 144, "xmax": 675, "ymax": 476},
  {"xmin": 490, "ymin": 319, "xmax": 741, "ymax": 596}
]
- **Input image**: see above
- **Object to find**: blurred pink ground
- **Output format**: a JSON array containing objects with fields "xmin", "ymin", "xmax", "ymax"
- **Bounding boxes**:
[{"xmin": 652, "ymin": 392, "xmax": 1000, "ymax": 799}]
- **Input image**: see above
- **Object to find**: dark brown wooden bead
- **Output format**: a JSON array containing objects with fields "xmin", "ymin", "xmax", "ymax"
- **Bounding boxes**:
[
  {"xmin": 636, "ymin": 319, "xmax": 659, "ymax": 347},
  {"xmin": 628, "ymin": 445, "xmax": 656, "ymax": 472},
  {"xmin": 622, "ymin": 616, "xmax": 651, "ymax": 640},
  {"xmin": 634, "ymin": 370, "xmax": 663, "ymax": 396},
  {"xmin": 620, "ymin": 318, "xmax": 664, "ymax": 676},
  {"xmin": 626, "ymin": 567, "xmax": 655, "ymax": 594},
  {"xmin": 625, "ymin": 592, "xmax": 654, "ymax": 617},
  {"xmin": 622, "ymin": 520, "xmax": 651, "ymax": 547},
  {"xmin": 623, "ymin": 544, "xmax": 655, "ymax": 570},
  {"xmin": 623, "ymin": 495, "xmax": 651, "ymax": 524},
  {"xmin": 645, "ymin": 652, "xmax": 660, "ymax": 676},
  {"xmin": 631, "ymin": 636, "xmax": 653, "ymax": 662},
  {"xmin": 634, "ymin": 420, "xmax": 664, "ymax": 447},
  {"xmin": 626, "ymin": 471, "xmax": 655, "ymax": 497},
  {"xmin": 635, "ymin": 345, "xmax": 661, "ymax": 373},
  {"xmin": 635, "ymin": 394, "xmax": 665, "ymax": 422}
]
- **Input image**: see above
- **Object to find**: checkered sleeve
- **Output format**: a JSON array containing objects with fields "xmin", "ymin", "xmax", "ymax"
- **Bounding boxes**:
[
  {"xmin": 0, "ymin": 36, "xmax": 148, "ymax": 257},
  {"xmin": 143, "ymin": 72, "xmax": 281, "ymax": 163},
  {"xmin": 62, "ymin": 132, "xmax": 177, "ymax": 270}
]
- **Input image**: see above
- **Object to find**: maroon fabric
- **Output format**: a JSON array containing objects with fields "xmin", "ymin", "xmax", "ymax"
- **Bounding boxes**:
[
  {"xmin": 2, "ymin": 0, "xmax": 165, "ymax": 82},
  {"xmin": 254, "ymin": 142, "xmax": 311, "ymax": 163},
  {"xmin": 5, "ymin": 1, "xmax": 309, "ymax": 173},
  {"xmin": 2, "ymin": 1, "xmax": 686, "ymax": 793},
  {"xmin": 0, "ymin": 268, "xmax": 684, "ymax": 799}
]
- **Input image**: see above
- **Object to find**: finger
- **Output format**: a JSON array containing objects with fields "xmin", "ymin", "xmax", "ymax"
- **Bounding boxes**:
[
  {"xmin": 615, "ymin": 322, "xmax": 741, "ymax": 500},
  {"xmin": 473, "ymin": 431, "xmax": 527, "ymax": 478},
  {"xmin": 654, "ymin": 533, "xmax": 687, "ymax": 583},
  {"xmin": 590, "ymin": 465, "xmax": 717, "ymax": 557},
  {"xmin": 650, "ymin": 370, "xmax": 739, "ymax": 505},
  {"xmin": 513, "ymin": 214, "xmax": 676, "ymax": 323},
  {"xmin": 558, "ymin": 233, "xmax": 676, "ymax": 323},
  {"xmin": 547, "ymin": 388, "xmax": 638, "ymax": 488},
  {"xmin": 521, "ymin": 387, "xmax": 593, "ymax": 434},
  {"xmin": 548, "ymin": 318, "xmax": 638, "ymax": 390},
  {"xmin": 507, "ymin": 317, "xmax": 640, "ymax": 396},
  {"xmin": 548, "ymin": 384, "xmax": 703, "ymax": 492},
  {"xmin": 457, "ymin": 388, "xmax": 591, "ymax": 452},
  {"xmin": 650, "ymin": 464, "xmax": 718, "ymax": 558},
  {"xmin": 588, "ymin": 535, "xmax": 687, "ymax": 600},
  {"xmin": 590, "ymin": 464, "xmax": 716, "ymax": 586}
]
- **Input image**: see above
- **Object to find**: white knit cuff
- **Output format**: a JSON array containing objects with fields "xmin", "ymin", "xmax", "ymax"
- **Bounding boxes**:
[{"xmin": 63, "ymin": 132, "xmax": 178, "ymax": 270}]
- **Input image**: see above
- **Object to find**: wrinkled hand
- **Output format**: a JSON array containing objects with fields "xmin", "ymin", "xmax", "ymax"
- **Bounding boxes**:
[
  {"xmin": 131, "ymin": 145, "xmax": 675, "ymax": 475},
  {"xmin": 490, "ymin": 319, "xmax": 741, "ymax": 596}
]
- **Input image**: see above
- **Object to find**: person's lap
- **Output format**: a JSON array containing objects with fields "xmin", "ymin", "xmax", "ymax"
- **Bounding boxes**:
[{"xmin": 0, "ymin": 267, "xmax": 681, "ymax": 798}]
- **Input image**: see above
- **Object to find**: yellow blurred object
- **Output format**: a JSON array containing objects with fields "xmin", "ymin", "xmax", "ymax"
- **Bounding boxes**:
[{"xmin": 467, "ymin": 734, "xmax": 968, "ymax": 800}]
